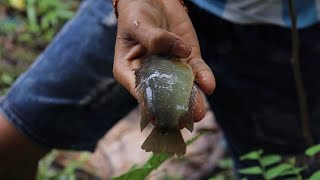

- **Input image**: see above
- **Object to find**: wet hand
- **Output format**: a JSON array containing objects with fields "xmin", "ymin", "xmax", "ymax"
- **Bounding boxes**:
[{"xmin": 113, "ymin": 0, "xmax": 216, "ymax": 122}]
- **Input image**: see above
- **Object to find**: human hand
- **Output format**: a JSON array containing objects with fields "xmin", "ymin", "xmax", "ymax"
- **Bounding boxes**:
[{"xmin": 113, "ymin": 0, "xmax": 215, "ymax": 122}]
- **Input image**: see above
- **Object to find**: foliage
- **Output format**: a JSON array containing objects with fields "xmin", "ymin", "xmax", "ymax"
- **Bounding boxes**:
[
  {"xmin": 112, "ymin": 133, "xmax": 204, "ymax": 180},
  {"xmin": 23, "ymin": 0, "xmax": 76, "ymax": 45},
  {"xmin": 238, "ymin": 144, "xmax": 320, "ymax": 180},
  {"xmin": 0, "ymin": 0, "xmax": 77, "ymax": 46},
  {"xmin": 305, "ymin": 144, "xmax": 320, "ymax": 157},
  {"xmin": 0, "ymin": 0, "xmax": 79, "ymax": 94},
  {"xmin": 209, "ymin": 158, "xmax": 235, "ymax": 180},
  {"xmin": 36, "ymin": 150, "xmax": 90, "ymax": 180},
  {"xmin": 9, "ymin": 0, "xmax": 25, "ymax": 10},
  {"xmin": 0, "ymin": 73, "xmax": 15, "ymax": 95}
]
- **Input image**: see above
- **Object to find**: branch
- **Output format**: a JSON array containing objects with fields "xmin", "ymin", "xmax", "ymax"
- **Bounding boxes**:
[{"xmin": 288, "ymin": 0, "xmax": 313, "ymax": 145}]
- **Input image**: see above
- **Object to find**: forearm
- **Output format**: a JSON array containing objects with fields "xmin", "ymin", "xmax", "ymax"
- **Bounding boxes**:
[{"xmin": 0, "ymin": 113, "xmax": 49, "ymax": 179}]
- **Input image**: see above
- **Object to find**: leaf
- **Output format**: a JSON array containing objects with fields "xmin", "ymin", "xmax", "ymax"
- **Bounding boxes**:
[
  {"xmin": 260, "ymin": 155, "xmax": 282, "ymax": 167},
  {"xmin": 186, "ymin": 132, "xmax": 205, "ymax": 146},
  {"xmin": 36, "ymin": 151, "xmax": 59, "ymax": 180},
  {"xmin": 112, "ymin": 154, "xmax": 171, "ymax": 180},
  {"xmin": 305, "ymin": 144, "xmax": 320, "ymax": 157},
  {"xmin": 238, "ymin": 166, "xmax": 263, "ymax": 175},
  {"xmin": 26, "ymin": 0, "xmax": 39, "ymax": 32},
  {"xmin": 143, "ymin": 153, "xmax": 172, "ymax": 168},
  {"xmin": 286, "ymin": 157, "xmax": 296, "ymax": 165},
  {"xmin": 56, "ymin": 10, "xmax": 75, "ymax": 19},
  {"xmin": 9, "ymin": 0, "xmax": 25, "ymax": 10},
  {"xmin": 112, "ymin": 134, "xmax": 203, "ymax": 180},
  {"xmin": 309, "ymin": 170, "xmax": 320, "ymax": 180},
  {"xmin": 265, "ymin": 163, "xmax": 294, "ymax": 180},
  {"xmin": 217, "ymin": 158, "xmax": 233, "ymax": 169},
  {"xmin": 279, "ymin": 167, "xmax": 303, "ymax": 177},
  {"xmin": 17, "ymin": 33, "xmax": 33, "ymax": 43},
  {"xmin": 112, "ymin": 168, "xmax": 151, "ymax": 180},
  {"xmin": 1, "ymin": 73, "xmax": 14, "ymax": 85},
  {"xmin": 240, "ymin": 150, "xmax": 263, "ymax": 161}
]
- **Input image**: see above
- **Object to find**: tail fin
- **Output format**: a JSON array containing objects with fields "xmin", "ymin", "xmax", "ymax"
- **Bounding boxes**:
[{"xmin": 141, "ymin": 128, "xmax": 186, "ymax": 157}]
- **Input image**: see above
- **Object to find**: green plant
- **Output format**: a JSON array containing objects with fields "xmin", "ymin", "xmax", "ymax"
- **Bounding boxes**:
[
  {"xmin": 238, "ymin": 144, "xmax": 320, "ymax": 180},
  {"xmin": 0, "ymin": 73, "xmax": 16, "ymax": 95},
  {"xmin": 36, "ymin": 150, "xmax": 90, "ymax": 180},
  {"xmin": 0, "ymin": 18, "xmax": 19, "ymax": 36},
  {"xmin": 1, "ymin": 0, "xmax": 77, "ymax": 46},
  {"xmin": 19, "ymin": 0, "xmax": 77, "ymax": 46},
  {"xmin": 112, "ymin": 133, "xmax": 204, "ymax": 180},
  {"xmin": 209, "ymin": 158, "xmax": 235, "ymax": 180}
]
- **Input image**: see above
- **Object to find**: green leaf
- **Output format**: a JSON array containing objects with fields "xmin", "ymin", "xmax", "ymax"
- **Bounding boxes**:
[
  {"xmin": 112, "ymin": 168, "xmax": 152, "ymax": 180},
  {"xmin": 217, "ymin": 158, "xmax": 233, "ymax": 169},
  {"xmin": 260, "ymin": 155, "xmax": 282, "ymax": 167},
  {"xmin": 186, "ymin": 132, "xmax": 205, "ymax": 146},
  {"xmin": 309, "ymin": 171, "xmax": 320, "ymax": 180},
  {"xmin": 17, "ymin": 33, "xmax": 33, "ymax": 43},
  {"xmin": 143, "ymin": 153, "xmax": 172, "ymax": 168},
  {"xmin": 209, "ymin": 174, "xmax": 226, "ymax": 180},
  {"xmin": 286, "ymin": 157, "xmax": 296, "ymax": 165},
  {"xmin": 26, "ymin": 0, "xmax": 39, "ymax": 32},
  {"xmin": 240, "ymin": 150, "xmax": 263, "ymax": 161},
  {"xmin": 279, "ymin": 167, "xmax": 303, "ymax": 177},
  {"xmin": 56, "ymin": 10, "xmax": 75, "ymax": 19},
  {"xmin": 305, "ymin": 144, "xmax": 320, "ymax": 157},
  {"xmin": 36, "ymin": 151, "xmax": 59, "ymax": 180},
  {"xmin": 265, "ymin": 163, "xmax": 294, "ymax": 180},
  {"xmin": 112, "ymin": 134, "xmax": 203, "ymax": 180},
  {"xmin": 112, "ymin": 154, "xmax": 171, "ymax": 180},
  {"xmin": 1, "ymin": 73, "xmax": 14, "ymax": 85},
  {"xmin": 239, "ymin": 166, "xmax": 263, "ymax": 175}
]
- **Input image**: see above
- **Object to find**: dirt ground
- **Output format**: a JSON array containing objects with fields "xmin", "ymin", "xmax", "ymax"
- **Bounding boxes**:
[{"xmin": 56, "ymin": 107, "xmax": 227, "ymax": 180}]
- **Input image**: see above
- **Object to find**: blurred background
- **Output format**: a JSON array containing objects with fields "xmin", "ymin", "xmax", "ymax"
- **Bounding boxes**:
[{"xmin": 0, "ymin": 0, "xmax": 230, "ymax": 179}]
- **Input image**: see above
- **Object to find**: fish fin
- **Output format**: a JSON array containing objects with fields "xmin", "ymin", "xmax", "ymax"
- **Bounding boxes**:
[
  {"xmin": 140, "ymin": 105, "xmax": 152, "ymax": 132},
  {"xmin": 138, "ymin": 90, "xmax": 152, "ymax": 132},
  {"xmin": 141, "ymin": 128, "xmax": 186, "ymax": 157},
  {"xmin": 138, "ymin": 88, "xmax": 152, "ymax": 131},
  {"xmin": 181, "ymin": 84, "xmax": 200, "ymax": 132},
  {"xmin": 134, "ymin": 68, "xmax": 142, "ymax": 89},
  {"xmin": 135, "ymin": 68, "xmax": 152, "ymax": 131},
  {"xmin": 181, "ymin": 111, "xmax": 194, "ymax": 133}
]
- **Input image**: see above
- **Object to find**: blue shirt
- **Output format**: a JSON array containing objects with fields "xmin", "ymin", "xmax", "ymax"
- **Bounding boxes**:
[{"xmin": 190, "ymin": 0, "xmax": 320, "ymax": 28}]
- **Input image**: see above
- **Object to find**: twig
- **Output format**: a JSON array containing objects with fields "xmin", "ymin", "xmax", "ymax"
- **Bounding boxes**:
[{"xmin": 287, "ymin": 0, "xmax": 314, "ymax": 145}]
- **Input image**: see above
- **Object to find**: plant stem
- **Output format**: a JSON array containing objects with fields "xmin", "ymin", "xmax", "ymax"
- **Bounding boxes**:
[
  {"xmin": 287, "ymin": 0, "xmax": 314, "ymax": 146},
  {"xmin": 257, "ymin": 158, "xmax": 268, "ymax": 180}
]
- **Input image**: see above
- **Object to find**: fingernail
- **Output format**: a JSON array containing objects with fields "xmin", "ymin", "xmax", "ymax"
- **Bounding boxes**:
[{"xmin": 172, "ymin": 39, "xmax": 192, "ymax": 57}]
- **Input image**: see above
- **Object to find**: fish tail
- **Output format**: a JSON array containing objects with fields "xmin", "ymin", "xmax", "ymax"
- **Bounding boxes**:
[{"xmin": 141, "ymin": 128, "xmax": 186, "ymax": 157}]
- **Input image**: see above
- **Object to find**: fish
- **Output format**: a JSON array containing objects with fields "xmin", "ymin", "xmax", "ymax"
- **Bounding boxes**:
[{"xmin": 135, "ymin": 55, "xmax": 199, "ymax": 157}]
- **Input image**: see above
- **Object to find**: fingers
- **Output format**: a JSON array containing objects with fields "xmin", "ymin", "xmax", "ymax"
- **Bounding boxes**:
[
  {"xmin": 125, "ymin": 18, "xmax": 192, "ymax": 58},
  {"xmin": 161, "ymin": 0, "xmax": 216, "ymax": 95},
  {"xmin": 193, "ymin": 91, "xmax": 206, "ymax": 122},
  {"xmin": 189, "ymin": 58, "xmax": 216, "ymax": 95},
  {"xmin": 144, "ymin": 28, "xmax": 192, "ymax": 58}
]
